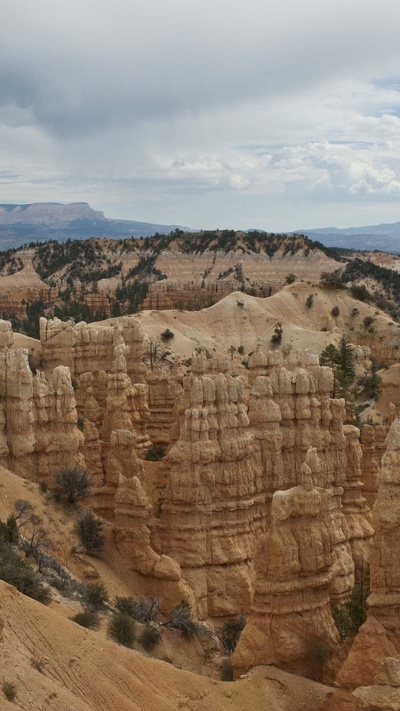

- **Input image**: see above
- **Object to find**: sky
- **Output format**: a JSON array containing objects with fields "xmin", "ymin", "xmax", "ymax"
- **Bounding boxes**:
[{"xmin": 1, "ymin": 0, "xmax": 400, "ymax": 231}]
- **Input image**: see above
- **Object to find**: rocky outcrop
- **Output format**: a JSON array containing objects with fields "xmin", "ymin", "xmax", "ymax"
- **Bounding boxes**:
[
  {"xmin": 352, "ymin": 657, "xmax": 400, "ymax": 710},
  {"xmin": 154, "ymin": 364, "xmax": 260, "ymax": 618},
  {"xmin": 368, "ymin": 418, "xmax": 400, "ymax": 648},
  {"xmin": 0, "ymin": 347, "xmax": 82, "ymax": 481},
  {"xmin": 342, "ymin": 425, "xmax": 374, "ymax": 577},
  {"xmin": 360, "ymin": 424, "xmax": 384, "ymax": 510},
  {"xmin": 337, "ymin": 617, "xmax": 397, "ymax": 690},
  {"xmin": 111, "ymin": 437, "xmax": 196, "ymax": 611},
  {"xmin": 146, "ymin": 368, "xmax": 183, "ymax": 445},
  {"xmin": 40, "ymin": 316, "xmax": 147, "ymax": 382},
  {"xmin": 232, "ymin": 456, "xmax": 339, "ymax": 675},
  {"xmin": 153, "ymin": 346, "xmax": 369, "ymax": 618}
]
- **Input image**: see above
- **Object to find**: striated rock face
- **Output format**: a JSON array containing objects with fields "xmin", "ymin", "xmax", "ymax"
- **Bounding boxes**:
[
  {"xmin": 154, "ymin": 364, "xmax": 260, "ymax": 618},
  {"xmin": 343, "ymin": 425, "xmax": 374, "ymax": 577},
  {"xmin": 40, "ymin": 316, "xmax": 147, "ymax": 382},
  {"xmin": 360, "ymin": 424, "xmax": 388, "ymax": 510},
  {"xmin": 112, "ymin": 437, "xmax": 196, "ymax": 611},
  {"xmin": 352, "ymin": 657, "xmax": 400, "ymax": 710},
  {"xmin": 232, "ymin": 456, "xmax": 339, "ymax": 675},
  {"xmin": 151, "ymin": 346, "xmax": 369, "ymax": 619},
  {"xmin": 0, "ymin": 347, "xmax": 82, "ymax": 480},
  {"xmin": 368, "ymin": 418, "xmax": 400, "ymax": 648}
]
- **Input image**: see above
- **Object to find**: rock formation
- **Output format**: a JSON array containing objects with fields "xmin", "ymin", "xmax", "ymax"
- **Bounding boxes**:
[
  {"xmin": 40, "ymin": 316, "xmax": 147, "ymax": 382},
  {"xmin": 352, "ymin": 657, "xmax": 400, "ymax": 710},
  {"xmin": 154, "ymin": 364, "xmax": 260, "ymax": 618},
  {"xmin": 232, "ymin": 456, "xmax": 339, "ymax": 675},
  {"xmin": 368, "ymin": 418, "xmax": 400, "ymax": 648},
  {"xmin": 342, "ymin": 425, "xmax": 374, "ymax": 577},
  {"xmin": 0, "ymin": 346, "xmax": 82, "ymax": 481}
]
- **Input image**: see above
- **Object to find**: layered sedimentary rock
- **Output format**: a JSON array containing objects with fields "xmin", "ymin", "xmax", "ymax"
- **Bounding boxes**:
[
  {"xmin": 152, "ymin": 346, "xmax": 361, "ymax": 618},
  {"xmin": 232, "ymin": 456, "xmax": 339, "ymax": 674},
  {"xmin": 0, "ymin": 347, "xmax": 82, "ymax": 480},
  {"xmin": 368, "ymin": 418, "xmax": 400, "ymax": 648},
  {"xmin": 342, "ymin": 425, "xmax": 374, "ymax": 577},
  {"xmin": 361, "ymin": 425, "xmax": 383, "ymax": 510},
  {"xmin": 32, "ymin": 366, "xmax": 84, "ymax": 483},
  {"xmin": 146, "ymin": 367, "xmax": 183, "ymax": 444},
  {"xmin": 112, "ymin": 435, "xmax": 196, "ymax": 610},
  {"xmin": 154, "ymin": 365, "xmax": 261, "ymax": 618},
  {"xmin": 40, "ymin": 316, "xmax": 146, "ymax": 382}
]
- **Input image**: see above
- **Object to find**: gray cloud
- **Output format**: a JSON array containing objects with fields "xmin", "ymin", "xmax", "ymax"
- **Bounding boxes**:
[{"xmin": 2, "ymin": 0, "xmax": 400, "ymax": 229}]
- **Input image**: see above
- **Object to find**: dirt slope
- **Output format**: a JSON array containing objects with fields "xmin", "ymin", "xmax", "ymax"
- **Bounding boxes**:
[{"xmin": 0, "ymin": 579, "xmax": 330, "ymax": 711}]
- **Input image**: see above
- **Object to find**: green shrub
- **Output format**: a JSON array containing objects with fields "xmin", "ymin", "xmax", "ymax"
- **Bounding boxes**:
[
  {"xmin": 54, "ymin": 465, "xmax": 92, "ymax": 504},
  {"xmin": 305, "ymin": 294, "xmax": 314, "ymax": 308},
  {"xmin": 140, "ymin": 625, "xmax": 161, "ymax": 652},
  {"xmin": 306, "ymin": 635, "xmax": 331, "ymax": 680},
  {"xmin": 84, "ymin": 581, "xmax": 109, "ymax": 611},
  {"xmin": 0, "ymin": 515, "xmax": 18, "ymax": 544},
  {"xmin": 166, "ymin": 600, "xmax": 200, "ymax": 638},
  {"xmin": 161, "ymin": 328, "xmax": 174, "ymax": 340},
  {"xmin": 271, "ymin": 322, "xmax": 283, "ymax": 347},
  {"xmin": 319, "ymin": 271, "xmax": 345, "ymax": 290},
  {"xmin": 363, "ymin": 315, "xmax": 374, "ymax": 328},
  {"xmin": 331, "ymin": 305, "xmax": 340, "ymax": 317},
  {"xmin": 2, "ymin": 680, "xmax": 17, "ymax": 702},
  {"xmin": 71, "ymin": 611, "xmax": 100, "ymax": 629},
  {"xmin": 108, "ymin": 612, "xmax": 136, "ymax": 648},
  {"xmin": 350, "ymin": 284, "xmax": 372, "ymax": 302},
  {"xmin": 115, "ymin": 595, "xmax": 159, "ymax": 623},
  {"xmin": 144, "ymin": 444, "xmax": 166, "ymax": 462},
  {"xmin": 75, "ymin": 510, "xmax": 105, "ymax": 554},
  {"xmin": 330, "ymin": 602, "xmax": 351, "ymax": 642},
  {"xmin": 0, "ymin": 541, "xmax": 51, "ymax": 604},
  {"xmin": 285, "ymin": 273, "xmax": 296, "ymax": 284},
  {"xmin": 219, "ymin": 614, "xmax": 246, "ymax": 653}
]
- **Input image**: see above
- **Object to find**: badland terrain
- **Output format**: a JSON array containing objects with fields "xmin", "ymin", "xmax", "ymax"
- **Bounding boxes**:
[{"xmin": 2, "ymin": 225, "xmax": 400, "ymax": 710}]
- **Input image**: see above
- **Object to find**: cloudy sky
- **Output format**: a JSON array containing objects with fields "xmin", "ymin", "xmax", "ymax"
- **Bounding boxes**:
[{"xmin": 1, "ymin": 0, "xmax": 400, "ymax": 231}]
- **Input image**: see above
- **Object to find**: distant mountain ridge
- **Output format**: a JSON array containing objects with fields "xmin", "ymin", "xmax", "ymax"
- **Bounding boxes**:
[
  {"xmin": 299, "ymin": 221, "xmax": 400, "ymax": 253},
  {"xmin": 0, "ymin": 202, "xmax": 188, "ymax": 248}
]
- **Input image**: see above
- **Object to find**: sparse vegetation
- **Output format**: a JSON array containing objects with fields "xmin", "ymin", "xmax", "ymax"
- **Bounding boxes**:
[
  {"xmin": 305, "ymin": 294, "xmax": 314, "ymax": 308},
  {"xmin": 75, "ymin": 510, "xmax": 106, "ymax": 554},
  {"xmin": 331, "ymin": 305, "xmax": 340, "ymax": 317},
  {"xmin": 271, "ymin": 322, "xmax": 283, "ymax": 347},
  {"xmin": 71, "ymin": 611, "xmax": 100, "ymax": 629},
  {"xmin": 306, "ymin": 635, "xmax": 332, "ymax": 680},
  {"xmin": 218, "ymin": 613, "xmax": 246, "ymax": 653},
  {"xmin": 286, "ymin": 273, "xmax": 296, "ymax": 284},
  {"xmin": 165, "ymin": 599, "xmax": 201, "ymax": 638},
  {"xmin": 108, "ymin": 611, "xmax": 136, "ymax": 648},
  {"xmin": 140, "ymin": 625, "xmax": 161, "ymax": 652},
  {"xmin": 221, "ymin": 660, "xmax": 234, "ymax": 681},
  {"xmin": 2, "ymin": 680, "xmax": 17, "ymax": 702},
  {"xmin": 115, "ymin": 595, "xmax": 160, "ymax": 623},
  {"xmin": 161, "ymin": 328, "xmax": 174, "ymax": 341},
  {"xmin": 0, "ymin": 528, "xmax": 51, "ymax": 605},
  {"xmin": 144, "ymin": 444, "xmax": 166, "ymax": 461},
  {"xmin": 84, "ymin": 581, "xmax": 109, "ymax": 611},
  {"xmin": 331, "ymin": 564, "xmax": 370, "ymax": 640},
  {"xmin": 54, "ymin": 465, "xmax": 92, "ymax": 504}
]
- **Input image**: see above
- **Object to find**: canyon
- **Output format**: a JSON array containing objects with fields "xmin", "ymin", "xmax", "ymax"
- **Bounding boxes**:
[{"xmin": 2, "ymin": 233, "xmax": 400, "ymax": 710}]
